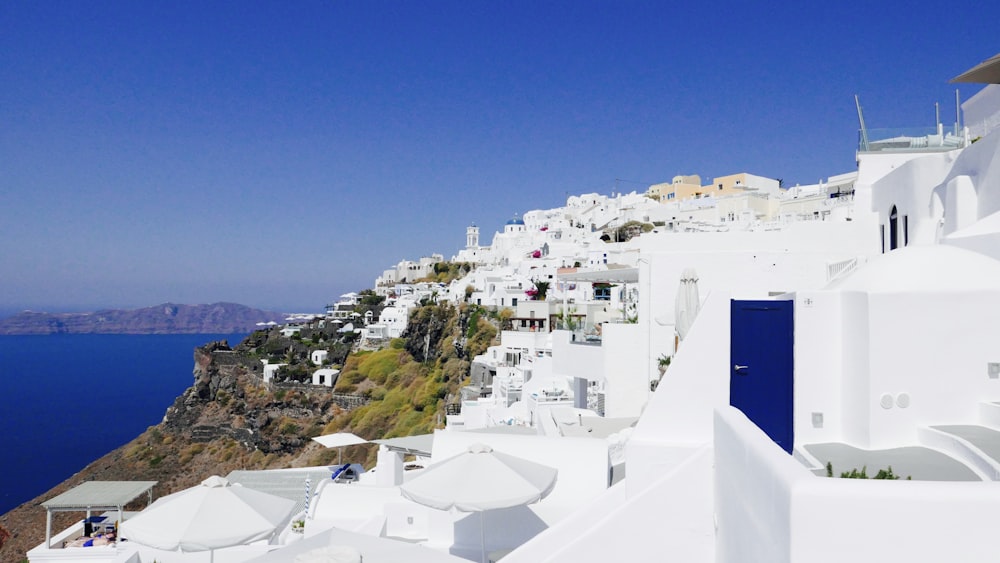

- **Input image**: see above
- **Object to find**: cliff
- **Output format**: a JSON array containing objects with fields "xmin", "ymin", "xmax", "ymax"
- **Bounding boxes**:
[
  {"xmin": 0, "ymin": 336, "xmax": 360, "ymax": 563},
  {"xmin": 0, "ymin": 303, "xmax": 286, "ymax": 335},
  {"xmin": 0, "ymin": 298, "xmax": 497, "ymax": 563}
]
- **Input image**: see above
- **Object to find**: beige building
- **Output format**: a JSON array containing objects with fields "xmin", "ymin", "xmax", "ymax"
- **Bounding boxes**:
[
  {"xmin": 648, "ymin": 174, "xmax": 704, "ymax": 201},
  {"xmin": 650, "ymin": 172, "xmax": 781, "ymax": 202}
]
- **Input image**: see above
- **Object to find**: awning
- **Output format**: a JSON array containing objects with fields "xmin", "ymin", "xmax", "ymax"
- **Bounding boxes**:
[
  {"xmin": 312, "ymin": 432, "xmax": 369, "ymax": 464},
  {"xmin": 952, "ymin": 52, "xmax": 1000, "ymax": 84},
  {"xmin": 372, "ymin": 434, "xmax": 435, "ymax": 457},
  {"xmin": 556, "ymin": 267, "xmax": 639, "ymax": 284},
  {"xmin": 311, "ymin": 432, "xmax": 368, "ymax": 449},
  {"xmin": 41, "ymin": 481, "xmax": 156, "ymax": 548}
]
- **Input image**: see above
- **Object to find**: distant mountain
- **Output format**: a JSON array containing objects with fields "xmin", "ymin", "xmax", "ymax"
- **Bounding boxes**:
[{"xmin": 0, "ymin": 302, "xmax": 288, "ymax": 335}]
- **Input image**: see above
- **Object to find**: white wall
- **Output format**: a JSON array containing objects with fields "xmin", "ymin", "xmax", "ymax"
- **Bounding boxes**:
[
  {"xmin": 625, "ymin": 291, "xmax": 731, "ymax": 494},
  {"xmin": 637, "ymin": 220, "xmax": 878, "ymax": 354},
  {"xmin": 601, "ymin": 323, "xmax": 647, "ymax": 418},
  {"xmin": 715, "ymin": 407, "xmax": 800, "ymax": 563},
  {"xmin": 869, "ymin": 149, "xmax": 960, "ymax": 248},
  {"xmin": 717, "ymin": 404, "xmax": 1000, "ymax": 563},
  {"xmin": 838, "ymin": 291, "xmax": 872, "ymax": 447},
  {"xmin": 863, "ymin": 290, "xmax": 1000, "ymax": 448},
  {"xmin": 550, "ymin": 330, "xmax": 603, "ymax": 383},
  {"xmin": 792, "ymin": 290, "xmax": 845, "ymax": 445},
  {"xmin": 501, "ymin": 446, "xmax": 714, "ymax": 563},
  {"xmin": 962, "ymin": 84, "xmax": 1000, "ymax": 140}
]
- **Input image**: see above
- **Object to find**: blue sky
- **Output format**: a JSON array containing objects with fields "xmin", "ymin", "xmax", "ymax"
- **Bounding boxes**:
[{"xmin": 2, "ymin": 1, "xmax": 997, "ymax": 313}]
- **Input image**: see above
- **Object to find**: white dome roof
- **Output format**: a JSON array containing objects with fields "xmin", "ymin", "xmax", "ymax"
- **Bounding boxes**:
[{"xmin": 830, "ymin": 245, "xmax": 1000, "ymax": 293}]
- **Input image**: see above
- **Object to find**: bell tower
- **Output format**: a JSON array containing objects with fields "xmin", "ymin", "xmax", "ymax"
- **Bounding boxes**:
[{"xmin": 466, "ymin": 224, "xmax": 480, "ymax": 248}]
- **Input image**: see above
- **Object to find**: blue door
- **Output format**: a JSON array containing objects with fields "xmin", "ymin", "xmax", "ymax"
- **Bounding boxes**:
[{"xmin": 730, "ymin": 299, "xmax": 794, "ymax": 454}]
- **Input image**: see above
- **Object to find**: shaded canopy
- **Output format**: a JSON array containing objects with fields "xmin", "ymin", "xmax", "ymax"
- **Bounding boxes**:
[
  {"xmin": 120, "ymin": 476, "xmax": 295, "ymax": 552},
  {"xmin": 311, "ymin": 432, "xmax": 368, "ymax": 448}
]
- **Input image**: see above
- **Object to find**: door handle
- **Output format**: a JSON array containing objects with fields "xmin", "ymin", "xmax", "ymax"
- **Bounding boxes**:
[{"xmin": 734, "ymin": 364, "xmax": 749, "ymax": 374}]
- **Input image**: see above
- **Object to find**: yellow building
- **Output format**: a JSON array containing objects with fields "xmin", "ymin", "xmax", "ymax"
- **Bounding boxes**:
[
  {"xmin": 648, "ymin": 174, "xmax": 703, "ymax": 201},
  {"xmin": 650, "ymin": 172, "xmax": 781, "ymax": 202}
]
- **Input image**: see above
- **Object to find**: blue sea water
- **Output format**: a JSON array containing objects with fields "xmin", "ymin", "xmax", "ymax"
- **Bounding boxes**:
[{"xmin": 0, "ymin": 333, "xmax": 247, "ymax": 516}]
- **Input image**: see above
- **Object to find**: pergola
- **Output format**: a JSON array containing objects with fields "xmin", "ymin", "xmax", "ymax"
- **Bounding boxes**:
[{"xmin": 40, "ymin": 481, "xmax": 156, "ymax": 548}]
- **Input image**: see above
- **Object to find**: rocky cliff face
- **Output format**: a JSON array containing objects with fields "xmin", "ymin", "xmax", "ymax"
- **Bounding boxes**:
[
  {"xmin": 0, "ymin": 302, "xmax": 286, "ymax": 334},
  {"xmin": 0, "ymin": 339, "xmax": 360, "ymax": 563}
]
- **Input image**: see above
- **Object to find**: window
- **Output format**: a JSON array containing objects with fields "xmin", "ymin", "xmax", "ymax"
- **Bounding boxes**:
[
  {"xmin": 904, "ymin": 215, "xmax": 909, "ymax": 246},
  {"xmin": 594, "ymin": 286, "xmax": 611, "ymax": 301},
  {"xmin": 889, "ymin": 205, "xmax": 898, "ymax": 250}
]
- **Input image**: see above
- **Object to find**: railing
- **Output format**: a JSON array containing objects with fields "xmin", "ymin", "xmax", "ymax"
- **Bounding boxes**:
[
  {"xmin": 826, "ymin": 256, "xmax": 865, "ymax": 283},
  {"xmin": 826, "ymin": 258, "xmax": 867, "ymax": 283},
  {"xmin": 859, "ymin": 126, "xmax": 966, "ymax": 153}
]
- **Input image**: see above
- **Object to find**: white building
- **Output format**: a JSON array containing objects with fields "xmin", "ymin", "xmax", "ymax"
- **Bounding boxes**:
[
  {"xmin": 30, "ymin": 52, "xmax": 1000, "ymax": 563},
  {"xmin": 312, "ymin": 368, "xmax": 340, "ymax": 388},
  {"xmin": 310, "ymin": 350, "xmax": 328, "ymax": 366}
]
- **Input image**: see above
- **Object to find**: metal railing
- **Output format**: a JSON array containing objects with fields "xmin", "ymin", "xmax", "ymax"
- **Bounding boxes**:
[{"xmin": 859, "ymin": 127, "xmax": 966, "ymax": 153}]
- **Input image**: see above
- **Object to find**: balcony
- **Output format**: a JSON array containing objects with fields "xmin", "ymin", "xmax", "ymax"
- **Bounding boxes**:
[{"xmin": 858, "ymin": 126, "xmax": 968, "ymax": 153}]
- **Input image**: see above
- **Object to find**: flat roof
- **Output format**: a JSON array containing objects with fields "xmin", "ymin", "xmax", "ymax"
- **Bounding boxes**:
[
  {"xmin": 42, "ymin": 481, "xmax": 157, "ymax": 511},
  {"xmin": 373, "ymin": 434, "xmax": 435, "ymax": 456},
  {"xmin": 227, "ymin": 468, "xmax": 333, "ymax": 515},
  {"xmin": 557, "ymin": 416, "xmax": 638, "ymax": 439},
  {"xmin": 557, "ymin": 267, "xmax": 639, "ymax": 284},
  {"xmin": 805, "ymin": 443, "xmax": 979, "ymax": 482}
]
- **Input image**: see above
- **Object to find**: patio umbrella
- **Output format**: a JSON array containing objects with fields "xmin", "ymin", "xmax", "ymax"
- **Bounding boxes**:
[
  {"xmin": 400, "ymin": 443, "xmax": 558, "ymax": 563},
  {"xmin": 674, "ymin": 268, "xmax": 701, "ymax": 342},
  {"xmin": 120, "ymin": 475, "xmax": 295, "ymax": 555}
]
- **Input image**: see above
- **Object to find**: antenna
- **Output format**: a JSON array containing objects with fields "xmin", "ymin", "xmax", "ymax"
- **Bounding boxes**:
[
  {"xmin": 855, "ymin": 95, "xmax": 869, "ymax": 152},
  {"xmin": 935, "ymin": 102, "xmax": 940, "ymax": 127}
]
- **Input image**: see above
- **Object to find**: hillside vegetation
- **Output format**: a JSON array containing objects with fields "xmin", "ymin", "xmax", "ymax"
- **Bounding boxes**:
[{"xmin": 324, "ymin": 302, "xmax": 496, "ymax": 464}]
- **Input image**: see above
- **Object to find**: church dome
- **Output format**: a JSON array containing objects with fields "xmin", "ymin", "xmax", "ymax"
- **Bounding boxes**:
[{"xmin": 505, "ymin": 214, "xmax": 525, "ymax": 226}]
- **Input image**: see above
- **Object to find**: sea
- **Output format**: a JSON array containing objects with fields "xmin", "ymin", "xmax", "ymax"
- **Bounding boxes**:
[{"xmin": 0, "ymin": 332, "xmax": 247, "ymax": 516}]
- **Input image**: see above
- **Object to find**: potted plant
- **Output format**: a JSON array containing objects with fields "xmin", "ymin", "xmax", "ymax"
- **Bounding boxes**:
[{"xmin": 657, "ymin": 354, "xmax": 671, "ymax": 376}]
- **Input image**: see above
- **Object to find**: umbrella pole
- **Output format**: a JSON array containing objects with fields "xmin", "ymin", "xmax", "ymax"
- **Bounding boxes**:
[{"xmin": 480, "ymin": 511, "xmax": 486, "ymax": 563}]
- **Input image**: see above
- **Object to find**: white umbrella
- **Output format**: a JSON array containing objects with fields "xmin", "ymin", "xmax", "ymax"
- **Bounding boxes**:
[
  {"xmin": 674, "ymin": 268, "xmax": 701, "ymax": 342},
  {"xmin": 400, "ymin": 443, "xmax": 557, "ymax": 562},
  {"xmin": 121, "ymin": 475, "xmax": 295, "ymax": 554}
]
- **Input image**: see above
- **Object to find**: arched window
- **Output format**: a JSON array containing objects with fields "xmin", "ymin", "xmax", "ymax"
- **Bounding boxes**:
[{"xmin": 889, "ymin": 205, "xmax": 899, "ymax": 250}]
